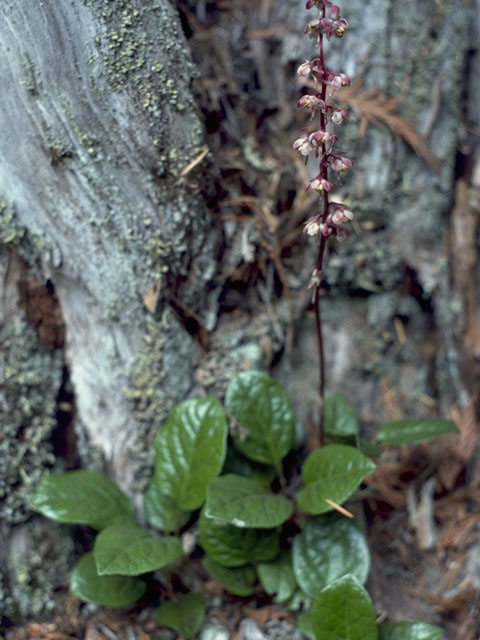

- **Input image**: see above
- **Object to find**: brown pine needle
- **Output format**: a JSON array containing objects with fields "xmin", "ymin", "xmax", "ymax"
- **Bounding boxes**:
[
  {"xmin": 180, "ymin": 145, "xmax": 209, "ymax": 177},
  {"xmin": 325, "ymin": 498, "xmax": 355, "ymax": 518}
]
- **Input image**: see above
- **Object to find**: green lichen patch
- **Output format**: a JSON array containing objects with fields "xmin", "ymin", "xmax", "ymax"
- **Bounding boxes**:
[
  {"xmin": 0, "ymin": 316, "xmax": 63, "ymax": 524},
  {"xmin": 84, "ymin": 0, "xmax": 197, "ymax": 116},
  {"xmin": 0, "ymin": 198, "xmax": 25, "ymax": 245},
  {"xmin": 2, "ymin": 519, "xmax": 74, "ymax": 622}
]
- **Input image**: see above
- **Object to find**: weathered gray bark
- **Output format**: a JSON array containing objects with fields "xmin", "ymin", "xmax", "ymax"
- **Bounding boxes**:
[
  {"xmin": 0, "ymin": 0, "xmax": 478, "ymax": 633},
  {"xmin": 0, "ymin": 0, "xmax": 222, "ymax": 620}
]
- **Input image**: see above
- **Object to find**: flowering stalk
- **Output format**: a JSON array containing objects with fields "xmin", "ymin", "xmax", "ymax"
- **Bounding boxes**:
[{"xmin": 294, "ymin": 0, "xmax": 353, "ymax": 444}]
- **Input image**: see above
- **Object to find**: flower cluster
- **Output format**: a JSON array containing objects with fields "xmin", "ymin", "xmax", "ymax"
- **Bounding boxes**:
[{"xmin": 294, "ymin": 0, "xmax": 353, "ymax": 240}]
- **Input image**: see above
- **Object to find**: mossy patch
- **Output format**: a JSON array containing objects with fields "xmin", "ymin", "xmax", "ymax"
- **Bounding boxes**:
[{"xmin": 0, "ymin": 316, "xmax": 63, "ymax": 524}]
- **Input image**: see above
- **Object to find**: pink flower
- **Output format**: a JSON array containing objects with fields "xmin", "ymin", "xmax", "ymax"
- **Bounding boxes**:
[
  {"xmin": 304, "ymin": 19, "xmax": 323, "ymax": 38},
  {"xmin": 331, "ymin": 108, "xmax": 349, "ymax": 125},
  {"xmin": 326, "ymin": 72, "xmax": 350, "ymax": 90},
  {"xmin": 297, "ymin": 60, "xmax": 313, "ymax": 78},
  {"xmin": 327, "ymin": 152, "xmax": 353, "ymax": 171},
  {"xmin": 306, "ymin": 177, "xmax": 335, "ymax": 193},
  {"xmin": 297, "ymin": 94, "xmax": 325, "ymax": 111},
  {"xmin": 293, "ymin": 129, "xmax": 314, "ymax": 156},
  {"xmin": 329, "ymin": 203, "xmax": 354, "ymax": 225},
  {"xmin": 310, "ymin": 130, "xmax": 337, "ymax": 147},
  {"xmin": 296, "ymin": 59, "xmax": 323, "ymax": 83},
  {"xmin": 304, "ymin": 217, "xmax": 322, "ymax": 236}
]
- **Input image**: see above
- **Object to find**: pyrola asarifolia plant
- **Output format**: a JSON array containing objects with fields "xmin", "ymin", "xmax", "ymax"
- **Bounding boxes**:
[{"xmin": 294, "ymin": 0, "xmax": 353, "ymax": 440}]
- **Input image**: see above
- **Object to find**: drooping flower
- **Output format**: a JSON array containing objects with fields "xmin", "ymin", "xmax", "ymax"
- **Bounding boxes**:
[
  {"xmin": 329, "ymin": 202, "xmax": 354, "ymax": 225},
  {"xmin": 293, "ymin": 129, "xmax": 314, "ymax": 156},
  {"xmin": 306, "ymin": 177, "xmax": 335, "ymax": 193}
]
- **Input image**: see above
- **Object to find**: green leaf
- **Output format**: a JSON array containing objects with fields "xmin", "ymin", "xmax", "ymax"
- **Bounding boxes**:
[
  {"xmin": 156, "ymin": 593, "xmax": 206, "ymax": 639},
  {"xmin": 296, "ymin": 611, "xmax": 315, "ymax": 640},
  {"xmin": 324, "ymin": 393, "xmax": 360, "ymax": 438},
  {"xmin": 222, "ymin": 446, "xmax": 276, "ymax": 488},
  {"xmin": 311, "ymin": 574, "xmax": 378, "ymax": 640},
  {"xmin": 379, "ymin": 621, "xmax": 443, "ymax": 640},
  {"xmin": 297, "ymin": 444, "xmax": 375, "ymax": 515},
  {"xmin": 199, "ymin": 508, "xmax": 279, "ymax": 568},
  {"xmin": 225, "ymin": 371, "xmax": 295, "ymax": 471},
  {"xmin": 292, "ymin": 514, "xmax": 370, "ymax": 597},
  {"xmin": 94, "ymin": 523, "xmax": 183, "ymax": 576},
  {"xmin": 376, "ymin": 419, "xmax": 459, "ymax": 445},
  {"xmin": 257, "ymin": 550, "xmax": 297, "ymax": 603},
  {"xmin": 31, "ymin": 470, "xmax": 134, "ymax": 530},
  {"xmin": 203, "ymin": 557, "xmax": 256, "ymax": 596},
  {"xmin": 143, "ymin": 477, "xmax": 190, "ymax": 534},
  {"xmin": 154, "ymin": 397, "xmax": 227, "ymax": 511},
  {"xmin": 70, "ymin": 553, "xmax": 145, "ymax": 607},
  {"xmin": 205, "ymin": 474, "xmax": 294, "ymax": 528}
]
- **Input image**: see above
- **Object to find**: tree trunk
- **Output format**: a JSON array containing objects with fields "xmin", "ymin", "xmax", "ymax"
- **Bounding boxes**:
[
  {"xmin": 0, "ymin": 0, "xmax": 222, "ymax": 621},
  {"xmin": 1, "ymin": 0, "xmax": 478, "ymax": 633}
]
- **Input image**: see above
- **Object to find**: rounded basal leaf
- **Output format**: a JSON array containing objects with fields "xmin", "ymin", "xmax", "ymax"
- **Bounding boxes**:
[
  {"xmin": 94, "ymin": 523, "xmax": 183, "ymax": 576},
  {"xmin": 257, "ymin": 550, "xmax": 297, "ymax": 603},
  {"xmin": 324, "ymin": 393, "xmax": 360, "ymax": 438},
  {"xmin": 154, "ymin": 397, "xmax": 227, "ymax": 511},
  {"xmin": 144, "ymin": 478, "xmax": 189, "ymax": 533},
  {"xmin": 205, "ymin": 474, "xmax": 294, "ymax": 528},
  {"xmin": 225, "ymin": 371, "xmax": 295, "ymax": 470},
  {"xmin": 311, "ymin": 574, "xmax": 378, "ymax": 640},
  {"xmin": 292, "ymin": 514, "xmax": 370, "ymax": 597},
  {"xmin": 379, "ymin": 621, "xmax": 443, "ymax": 640},
  {"xmin": 203, "ymin": 557, "xmax": 256, "ymax": 596},
  {"xmin": 376, "ymin": 419, "xmax": 459, "ymax": 445},
  {"xmin": 70, "ymin": 553, "xmax": 145, "ymax": 607},
  {"xmin": 156, "ymin": 593, "xmax": 206, "ymax": 639},
  {"xmin": 297, "ymin": 444, "xmax": 375, "ymax": 515},
  {"xmin": 31, "ymin": 470, "xmax": 134, "ymax": 530},
  {"xmin": 199, "ymin": 508, "xmax": 279, "ymax": 568}
]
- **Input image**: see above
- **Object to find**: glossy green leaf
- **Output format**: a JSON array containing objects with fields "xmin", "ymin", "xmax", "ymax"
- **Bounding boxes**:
[
  {"xmin": 31, "ymin": 470, "xmax": 134, "ymax": 530},
  {"xmin": 70, "ymin": 553, "xmax": 145, "ymax": 607},
  {"xmin": 205, "ymin": 474, "xmax": 294, "ymax": 528},
  {"xmin": 225, "ymin": 371, "xmax": 295, "ymax": 471},
  {"xmin": 257, "ymin": 550, "xmax": 297, "ymax": 603},
  {"xmin": 199, "ymin": 508, "xmax": 279, "ymax": 568},
  {"xmin": 311, "ymin": 574, "xmax": 378, "ymax": 640},
  {"xmin": 203, "ymin": 557, "xmax": 256, "ymax": 596},
  {"xmin": 324, "ymin": 393, "xmax": 360, "ymax": 438},
  {"xmin": 376, "ymin": 419, "xmax": 459, "ymax": 445},
  {"xmin": 292, "ymin": 514, "xmax": 370, "ymax": 597},
  {"xmin": 156, "ymin": 593, "xmax": 206, "ymax": 639},
  {"xmin": 143, "ymin": 477, "xmax": 190, "ymax": 533},
  {"xmin": 297, "ymin": 444, "xmax": 375, "ymax": 514},
  {"xmin": 94, "ymin": 523, "xmax": 183, "ymax": 576},
  {"xmin": 379, "ymin": 621, "xmax": 443, "ymax": 640},
  {"xmin": 154, "ymin": 397, "xmax": 227, "ymax": 510}
]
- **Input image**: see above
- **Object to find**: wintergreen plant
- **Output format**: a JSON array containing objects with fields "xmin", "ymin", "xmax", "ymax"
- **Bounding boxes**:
[
  {"xmin": 294, "ymin": 0, "xmax": 354, "ymax": 440},
  {"xmin": 32, "ymin": 370, "xmax": 455, "ymax": 639}
]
